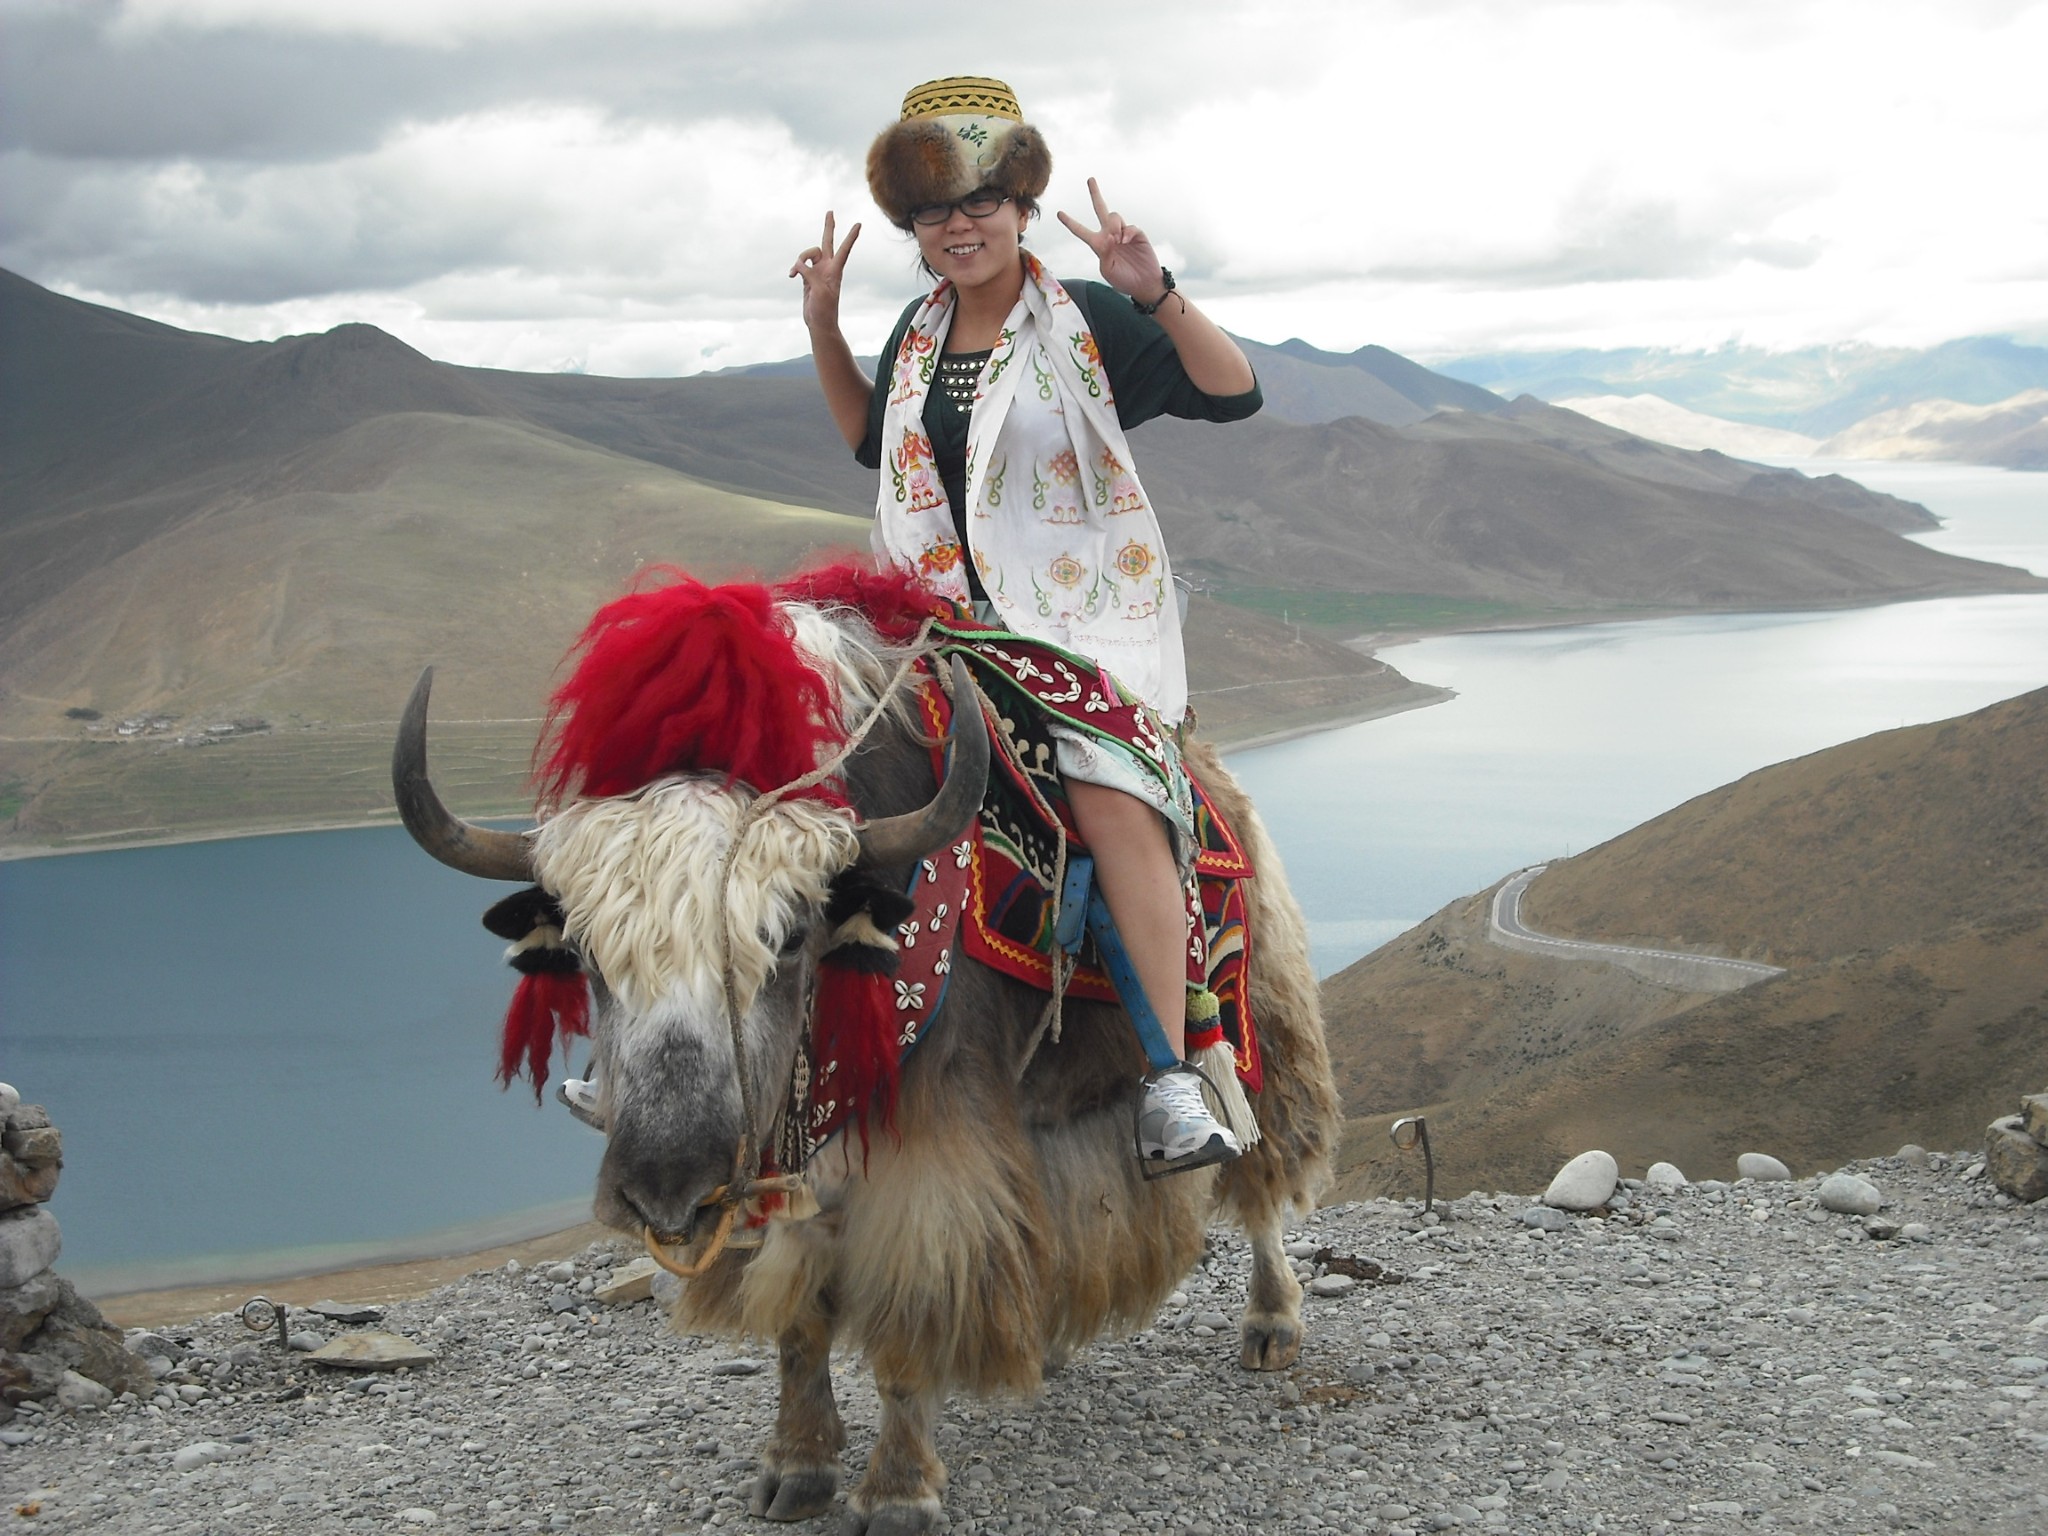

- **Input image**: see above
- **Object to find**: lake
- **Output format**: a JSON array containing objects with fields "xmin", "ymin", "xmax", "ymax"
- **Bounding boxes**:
[
  {"xmin": 1235, "ymin": 460, "xmax": 2048, "ymax": 973},
  {"xmin": 3, "ymin": 459, "xmax": 2042, "ymax": 1289}
]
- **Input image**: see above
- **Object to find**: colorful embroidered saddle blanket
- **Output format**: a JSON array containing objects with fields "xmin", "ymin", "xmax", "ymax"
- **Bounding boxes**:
[
  {"xmin": 792, "ymin": 623, "xmax": 1263, "ymax": 1165},
  {"xmin": 922, "ymin": 623, "xmax": 1262, "ymax": 1089}
]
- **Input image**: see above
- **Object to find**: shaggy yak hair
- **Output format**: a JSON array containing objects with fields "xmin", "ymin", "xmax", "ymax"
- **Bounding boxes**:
[{"xmin": 396, "ymin": 563, "xmax": 1341, "ymax": 1534}]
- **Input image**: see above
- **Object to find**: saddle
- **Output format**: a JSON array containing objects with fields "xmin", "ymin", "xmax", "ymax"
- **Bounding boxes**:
[{"xmin": 795, "ymin": 629, "xmax": 1262, "ymax": 1163}]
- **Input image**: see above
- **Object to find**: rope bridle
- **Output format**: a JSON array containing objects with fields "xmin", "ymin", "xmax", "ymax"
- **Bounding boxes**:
[{"xmin": 643, "ymin": 619, "xmax": 937, "ymax": 1281}]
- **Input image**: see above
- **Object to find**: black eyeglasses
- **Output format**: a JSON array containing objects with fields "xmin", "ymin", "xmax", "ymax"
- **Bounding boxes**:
[{"xmin": 908, "ymin": 190, "xmax": 1011, "ymax": 227}]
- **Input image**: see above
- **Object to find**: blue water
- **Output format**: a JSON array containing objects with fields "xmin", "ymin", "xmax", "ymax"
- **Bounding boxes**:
[
  {"xmin": 0, "ymin": 828, "xmax": 600, "ymax": 1289},
  {"xmin": 1231, "ymin": 459, "xmax": 2048, "ymax": 975},
  {"xmin": 2, "ymin": 459, "xmax": 2041, "ymax": 1285}
]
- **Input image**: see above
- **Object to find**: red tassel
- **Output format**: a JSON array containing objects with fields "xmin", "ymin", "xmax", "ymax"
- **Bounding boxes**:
[
  {"xmin": 774, "ymin": 558, "xmax": 955, "ymax": 641},
  {"xmin": 811, "ymin": 959, "xmax": 902, "ymax": 1152},
  {"xmin": 499, "ymin": 971, "xmax": 591, "ymax": 1101}
]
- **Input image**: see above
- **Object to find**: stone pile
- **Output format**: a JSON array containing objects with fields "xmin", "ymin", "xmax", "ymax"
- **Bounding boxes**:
[
  {"xmin": 1985, "ymin": 1087, "xmax": 2048, "ymax": 1202},
  {"xmin": 0, "ymin": 1083, "xmax": 153, "ymax": 1422}
]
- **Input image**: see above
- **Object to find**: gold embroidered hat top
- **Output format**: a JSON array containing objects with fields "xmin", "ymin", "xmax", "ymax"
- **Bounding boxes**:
[
  {"xmin": 899, "ymin": 76, "xmax": 1023, "ymax": 123},
  {"xmin": 867, "ymin": 75, "xmax": 1050, "ymax": 228}
]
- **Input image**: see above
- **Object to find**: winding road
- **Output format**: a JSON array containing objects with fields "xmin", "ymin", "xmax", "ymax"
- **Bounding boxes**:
[{"xmin": 1488, "ymin": 865, "xmax": 1786, "ymax": 993}]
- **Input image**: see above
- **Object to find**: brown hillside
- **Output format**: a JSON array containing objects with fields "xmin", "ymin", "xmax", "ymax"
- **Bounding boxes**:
[
  {"xmin": 1521, "ymin": 685, "xmax": 2048, "ymax": 965},
  {"xmin": 1319, "ymin": 889, "xmax": 1710, "ymax": 1120},
  {"xmin": 1135, "ymin": 414, "xmax": 2029, "ymax": 610},
  {"xmin": 1333, "ymin": 911, "xmax": 2048, "ymax": 1201},
  {"xmin": 1318, "ymin": 685, "xmax": 2048, "ymax": 1195}
]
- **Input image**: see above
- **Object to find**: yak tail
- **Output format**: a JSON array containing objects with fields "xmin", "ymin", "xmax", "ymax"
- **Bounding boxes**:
[{"xmin": 1193, "ymin": 1037, "xmax": 1262, "ymax": 1149}]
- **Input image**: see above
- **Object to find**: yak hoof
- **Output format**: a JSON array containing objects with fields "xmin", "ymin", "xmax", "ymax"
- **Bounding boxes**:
[
  {"xmin": 842, "ymin": 1497, "xmax": 944, "ymax": 1535},
  {"xmin": 1239, "ymin": 1310, "xmax": 1303, "ymax": 1372},
  {"xmin": 752, "ymin": 1464, "xmax": 839, "ymax": 1522}
]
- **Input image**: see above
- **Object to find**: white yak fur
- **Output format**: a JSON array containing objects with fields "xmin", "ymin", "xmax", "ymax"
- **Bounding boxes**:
[{"xmin": 534, "ymin": 781, "xmax": 859, "ymax": 1017}]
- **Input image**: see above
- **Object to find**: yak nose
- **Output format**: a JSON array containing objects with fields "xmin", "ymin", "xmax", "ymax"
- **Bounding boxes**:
[{"xmin": 595, "ymin": 1125, "xmax": 738, "ymax": 1240}]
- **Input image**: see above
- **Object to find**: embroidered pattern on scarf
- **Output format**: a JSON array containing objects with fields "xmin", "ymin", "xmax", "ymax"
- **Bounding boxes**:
[{"xmin": 871, "ymin": 253, "xmax": 1188, "ymax": 724}]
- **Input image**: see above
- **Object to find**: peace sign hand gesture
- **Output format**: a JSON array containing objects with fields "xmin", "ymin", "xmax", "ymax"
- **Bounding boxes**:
[
  {"xmin": 1057, "ymin": 177, "xmax": 1169, "ymax": 307},
  {"xmin": 789, "ymin": 211, "xmax": 862, "ymax": 331}
]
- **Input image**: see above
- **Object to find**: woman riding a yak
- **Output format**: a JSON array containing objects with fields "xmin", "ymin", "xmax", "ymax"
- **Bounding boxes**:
[{"xmin": 791, "ymin": 75, "xmax": 1263, "ymax": 1175}]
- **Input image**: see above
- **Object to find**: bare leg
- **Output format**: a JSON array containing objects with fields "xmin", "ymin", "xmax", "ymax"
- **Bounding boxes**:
[
  {"xmin": 1067, "ymin": 778, "xmax": 1187, "ymax": 1059},
  {"xmin": 846, "ymin": 1374, "xmax": 946, "ymax": 1535},
  {"xmin": 1238, "ymin": 1205, "xmax": 1306, "ymax": 1371},
  {"xmin": 751, "ymin": 1311, "xmax": 845, "ymax": 1521}
]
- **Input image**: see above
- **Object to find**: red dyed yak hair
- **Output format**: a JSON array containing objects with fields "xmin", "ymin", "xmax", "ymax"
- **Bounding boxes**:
[
  {"xmin": 536, "ymin": 568, "xmax": 846, "ymax": 805},
  {"xmin": 774, "ymin": 559, "xmax": 954, "ymax": 643},
  {"xmin": 499, "ymin": 970, "xmax": 590, "ymax": 1101}
]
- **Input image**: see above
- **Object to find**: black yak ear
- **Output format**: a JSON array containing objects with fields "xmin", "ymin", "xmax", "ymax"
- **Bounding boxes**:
[
  {"xmin": 821, "ymin": 870, "xmax": 915, "ymax": 974},
  {"xmin": 483, "ymin": 885, "xmax": 564, "ymax": 940},
  {"xmin": 483, "ymin": 885, "xmax": 581, "ymax": 976}
]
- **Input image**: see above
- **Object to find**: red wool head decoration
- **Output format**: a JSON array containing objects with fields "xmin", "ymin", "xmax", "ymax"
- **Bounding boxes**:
[
  {"xmin": 773, "ymin": 559, "xmax": 955, "ymax": 643},
  {"xmin": 515, "ymin": 560, "xmax": 944, "ymax": 1132},
  {"xmin": 536, "ymin": 568, "xmax": 847, "ymax": 805}
]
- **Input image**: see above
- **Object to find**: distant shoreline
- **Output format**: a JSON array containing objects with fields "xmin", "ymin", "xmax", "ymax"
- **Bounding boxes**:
[
  {"xmin": 0, "ymin": 809, "xmax": 533, "ymax": 863},
  {"xmin": 2, "ymin": 676, "xmax": 1460, "ymax": 861},
  {"xmin": 14, "ymin": 583, "xmax": 2046, "ymax": 862}
]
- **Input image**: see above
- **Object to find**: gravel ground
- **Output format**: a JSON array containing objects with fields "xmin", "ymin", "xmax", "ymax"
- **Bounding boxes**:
[{"xmin": 6, "ymin": 1150, "xmax": 2045, "ymax": 1534}]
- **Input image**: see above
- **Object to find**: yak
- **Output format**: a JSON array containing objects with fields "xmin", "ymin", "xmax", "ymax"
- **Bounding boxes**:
[{"xmin": 394, "ymin": 566, "xmax": 1340, "ymax": 1534}]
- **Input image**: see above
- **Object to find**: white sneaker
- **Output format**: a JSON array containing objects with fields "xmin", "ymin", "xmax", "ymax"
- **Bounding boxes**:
[
  {"xmin": 1136, "ymin": 1063, "xmax": 1241, "ymax": 1175},
  {"xmin": 556, "ymin": 1076, "xmax": 605, "ymax": 1131}
]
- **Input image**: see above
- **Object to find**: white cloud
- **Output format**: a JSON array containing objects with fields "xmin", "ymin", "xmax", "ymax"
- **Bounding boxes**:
[
  {"xmin": 110, "ymin": 0, "xmax": 774, "ymax": 46},
  {"xmin": 5, "ymin": 0, "xmax": 2044, "ymax": 365}
]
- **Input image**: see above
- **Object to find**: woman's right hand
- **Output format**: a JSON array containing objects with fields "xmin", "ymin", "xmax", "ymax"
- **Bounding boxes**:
[{"xmin": 790, "ymin": 211, "xmax": 861, "ymax": 332}]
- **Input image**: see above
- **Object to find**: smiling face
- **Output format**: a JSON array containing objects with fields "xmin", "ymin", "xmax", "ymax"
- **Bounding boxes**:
[{"xmin": 912, "ymin": 193, "xmax": 1030, "ymax": 296}]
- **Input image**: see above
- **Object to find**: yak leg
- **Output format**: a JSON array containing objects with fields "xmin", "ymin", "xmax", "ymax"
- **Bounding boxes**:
[
  {"xmin": 844, "ymin": 1374, "xmax": 946, "ymax": 1536},
  {"xmin": 751, "ymin": 1310, "xmax": 844, "ymax": 1521},
  {"xmin": 1239, "ymin": 1206, "xmax": 1306, "ymax": 1371}
]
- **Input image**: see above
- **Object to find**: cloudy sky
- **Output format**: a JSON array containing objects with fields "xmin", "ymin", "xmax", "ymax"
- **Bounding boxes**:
[{"xmin": 4, "ymin": 0, "xmax": 2044, "ymax": 376}]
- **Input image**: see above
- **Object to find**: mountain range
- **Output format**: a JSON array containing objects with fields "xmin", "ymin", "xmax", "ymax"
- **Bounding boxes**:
[
  {"xmin": 1323, "ymin": 685, "xmax": 2048, "ymax": 1196},
  {"xmin": 1, "ymin": 266, "xmax": 2040, "ymax": 847},
  {"xmin": 1437, "ymin": 336, "xmax": 2048, "ymax": 470}
]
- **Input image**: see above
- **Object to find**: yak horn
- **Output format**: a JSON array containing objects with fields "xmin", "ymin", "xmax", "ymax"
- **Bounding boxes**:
[
  {"xmin": 392, "ymin": 666, "xmax": 535, "ymax": 883},
  {"xmin": 854, "ymin": 655, "xmax": 989, "ymax": 869}
]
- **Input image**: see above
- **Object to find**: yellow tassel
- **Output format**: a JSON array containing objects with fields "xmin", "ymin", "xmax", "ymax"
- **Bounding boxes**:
[
  {"xmin": 1192, "ymin": 1038, "xmax": 1261, "ymax": 1149},
  {"xmin": 780, "ymin": 1180, "xmax": 822, "ymax": 1222}
]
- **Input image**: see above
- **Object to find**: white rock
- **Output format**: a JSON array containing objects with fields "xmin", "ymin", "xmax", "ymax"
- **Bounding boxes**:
[
  {"xmin": 1737, "ymin": 1153, "xmax": 1792, "ymax": 1181},
  {"xmin": 1520, "ymin": 1205, "xmax": 1570, "ymax": 1231},
  {"xmin": 173, "ymin": 1441, "xmax": 235, "ymax": 1473},
  {"xmin": 1896, "ymin": 1143, "xmax": 1929, "ymax": 1166},
  {"xmin": 1645, "ymin": 1162, "xmax": 1688, "ymax": 1189},
  {"xmin": 0, "ymin": 1083, "xmax": 18, "ymax": 1115},
  {"xmin": 55, "ymin": 1371, "xmax": 112, "ymax": 1413},
  {"xmin": 1818, "ymin": 1173, "xmax": 1883, "ymax": 1215},
  {"xmin": 303, "ymin": 1332, "xmax": 438, "ymax": 1371},
  {"xmin": 595, "ymin": 1258, "xmax": 658, "ymax": 1306},
  {"xmin": 1543, "ymin": 1150, "xmax": 1619, "ymax": 1211},
  {"xmin": 0, "ymin": 1206, "xmax": 61, "ymax": 1289},
  {"xmin": 1309, "ymin": 1273, "xmax": 1357, "ymax": 1297}
]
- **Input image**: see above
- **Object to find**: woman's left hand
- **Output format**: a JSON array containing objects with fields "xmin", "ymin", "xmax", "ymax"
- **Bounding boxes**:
[{"xmin": 1058, "ymin": 177, "xmax": 1170, "ymax": 307}]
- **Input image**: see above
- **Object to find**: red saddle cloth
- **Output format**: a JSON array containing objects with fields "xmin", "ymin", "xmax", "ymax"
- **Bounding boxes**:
[
  {"xmin": 913, "ymin": 637, "xmax": 1262, "ymax": 1087},
  {"xmin": 788, "ymin": 608, "xmax": 1264, "ymax": 1165}
]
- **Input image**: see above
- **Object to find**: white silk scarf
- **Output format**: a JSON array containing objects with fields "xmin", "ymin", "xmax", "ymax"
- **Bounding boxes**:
[{"xmin": 872, "ymin": 254, "xmax": 1186, "ymax": 723}]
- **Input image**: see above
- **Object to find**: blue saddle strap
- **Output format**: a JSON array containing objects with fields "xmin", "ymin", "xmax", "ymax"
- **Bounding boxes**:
[{"xmin": 1057, "ymin": 855, "xmax": 1180, "ymax": 1072}]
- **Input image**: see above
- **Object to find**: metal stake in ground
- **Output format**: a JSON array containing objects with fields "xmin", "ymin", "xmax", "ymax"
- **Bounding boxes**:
[{"xmin": 1390, "ymin": 1116, "xmax": 1435, "ymax": 1215}]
